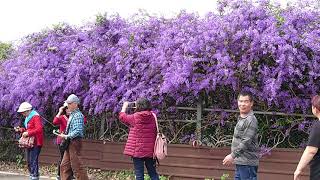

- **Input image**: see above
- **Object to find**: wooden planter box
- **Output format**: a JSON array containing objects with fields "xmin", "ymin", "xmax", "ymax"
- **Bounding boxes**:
[{"xmin": 39, "ymin": 139, "xmax": 309, "ymax": 180}]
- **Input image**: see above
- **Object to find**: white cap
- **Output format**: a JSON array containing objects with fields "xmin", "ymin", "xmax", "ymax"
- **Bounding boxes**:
[{"xmin": 17, "ymin": 102, "xmax": 32, "ymax": 113}]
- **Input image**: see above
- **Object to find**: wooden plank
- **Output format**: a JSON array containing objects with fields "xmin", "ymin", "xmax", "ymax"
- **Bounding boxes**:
[{"xmin": 39, "ymin": 140, "xmax": 309, "ymax": 180}]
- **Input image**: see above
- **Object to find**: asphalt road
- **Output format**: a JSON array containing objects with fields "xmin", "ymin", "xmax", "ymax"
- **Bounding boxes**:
[
  {"xmin": 0, "ymin": 174, "xmax": 28, "ymax": 179},
  {"xmin": 0, "ymin": 172, "xmax": 51, "ymax": 180}
]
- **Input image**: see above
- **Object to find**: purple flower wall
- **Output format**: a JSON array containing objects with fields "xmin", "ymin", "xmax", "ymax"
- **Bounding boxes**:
[{"xmin": 0, "ymin": 1, "xmax": 319, "ymax": 123}]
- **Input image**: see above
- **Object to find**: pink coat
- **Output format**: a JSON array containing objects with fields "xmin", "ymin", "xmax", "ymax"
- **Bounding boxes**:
[{"xmin": 119, "ymin": 111, "xmax": 157, "ymax": 158}]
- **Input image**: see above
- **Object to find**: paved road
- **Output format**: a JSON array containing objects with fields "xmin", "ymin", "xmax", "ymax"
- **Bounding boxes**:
[
  {"xmin": 0, "ymin": 172, "xmax": 51, "ymax": 180},
  {"xmin": 0, "ymin": 174, "xmax": 28, "ymax": 179},
  {"xmin": 0, "ymin": 175, "xmax": 52, "ymax": 179}
]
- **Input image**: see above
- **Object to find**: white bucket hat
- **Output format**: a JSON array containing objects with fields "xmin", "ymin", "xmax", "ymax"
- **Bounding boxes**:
[{"xmin": 17, "ymin": 102, "xmax": 32, "ymax": 113}]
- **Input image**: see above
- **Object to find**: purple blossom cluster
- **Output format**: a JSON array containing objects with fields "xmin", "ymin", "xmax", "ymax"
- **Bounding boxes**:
[{"xmin": 0, "ymin": 1, "xmax": 319, "ymax": 123}]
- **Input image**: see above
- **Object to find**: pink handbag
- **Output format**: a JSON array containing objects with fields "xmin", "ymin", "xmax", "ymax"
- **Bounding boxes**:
[
  {"xmin": 152, "ymin": 113, "xmax": 167, "ymax": 160},
  {"xmin": 18, "ymin": 136, "xmax": 35, "ymax": 148}
]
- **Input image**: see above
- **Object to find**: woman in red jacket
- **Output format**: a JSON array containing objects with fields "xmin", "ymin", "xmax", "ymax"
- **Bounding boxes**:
[
  {"xmin": 119, "ymin": 98, "xmax": 159, "ymax": 180},
  {"xmin": 53, "ymin": 103, "xmax": 69, "ymax": 180},
  {"xmin": 14, "ymin": 102, "xmax": 44, "ymax": 180}
]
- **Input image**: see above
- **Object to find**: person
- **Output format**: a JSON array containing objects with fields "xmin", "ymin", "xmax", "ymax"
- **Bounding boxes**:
[
  {"xmin": 14, "ymin": 102, "xmax": 44, "ymax": 180},
  {"xmin": 57, "ymin": 94, "xmax": 89, "ymax": 180},
  {"xmin": 52, "ymin": 102, "xmax": 71, "ymax": 180},
  {"xmin": 53, "ymin": 102, "xmax": 88, "ymax": 180},
  {"xmin": 294, "ymin": 95, "xmax": 320, "ymax": 180},
  {"xmin": 119, "ymin": 98, "xmax": 160, "ymax": 180},
  {"xmin": 222, "ymin": 91, "xmax": 259, "ymax": 180}
]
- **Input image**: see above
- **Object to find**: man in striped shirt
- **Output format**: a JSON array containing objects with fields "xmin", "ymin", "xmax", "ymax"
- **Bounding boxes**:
[
  {"xmin": 223, "ymin": 91, "xmax": 259, "ymax": 180},
  {"xmin": 59, "ymin": 94, "xmax": 89, "ymax": 180}
]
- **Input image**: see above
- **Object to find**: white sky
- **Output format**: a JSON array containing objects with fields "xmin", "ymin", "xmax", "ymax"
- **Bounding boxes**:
[{"xmin": 0, "ymin": 0, "xmax": 295, "ymax": 43}]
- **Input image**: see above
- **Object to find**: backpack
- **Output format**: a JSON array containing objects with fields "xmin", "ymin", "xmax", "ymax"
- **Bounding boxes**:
[{"xmin": 152, "ymin": 113, "xmax": 167, "ymax": 160}]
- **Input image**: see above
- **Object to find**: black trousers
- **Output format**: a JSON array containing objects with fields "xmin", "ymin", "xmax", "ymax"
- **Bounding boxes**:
[{"xmin": 310, "ymin": 162, "xmax": 320, "ymax": 180}]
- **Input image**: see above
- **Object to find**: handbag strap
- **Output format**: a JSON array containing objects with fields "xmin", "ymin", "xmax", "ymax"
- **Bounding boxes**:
[
  {"xmin": 65, "ymin": 118, "xmax": 72, "ymax": 134},
  {"xmin": 40, "ymin": 115, "xmax": 56, "ymax": 127},
  {"xmin": 152, "ymin": 112, "xmax": 159, "ymax": 133}
]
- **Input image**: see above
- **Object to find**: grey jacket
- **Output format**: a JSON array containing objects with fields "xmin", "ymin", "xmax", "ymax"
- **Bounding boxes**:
[{"xmin": 231, "ymin": 111, "xmax": 259, "ymax": 166}]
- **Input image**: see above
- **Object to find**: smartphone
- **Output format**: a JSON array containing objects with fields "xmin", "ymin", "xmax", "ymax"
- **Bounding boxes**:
[{"xmin": 53, "ymin": 129, "xmax": 60, "ymax": 135}]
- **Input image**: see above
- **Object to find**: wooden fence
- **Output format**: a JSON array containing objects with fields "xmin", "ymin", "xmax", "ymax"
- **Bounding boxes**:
[{"xmin": 39, "ymin": 139, "xmax": 309, "ymax": 180}]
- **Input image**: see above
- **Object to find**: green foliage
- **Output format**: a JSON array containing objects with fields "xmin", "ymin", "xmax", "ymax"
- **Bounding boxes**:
[
  {"xmin": 0, "ymin": 42, "xmax": 12, "ymax": 61},
  {"xmin": 88, "ymin": 169, "xmax": 169, "ymax": 180},
  {"xmin": 0, "ymin": 130, "xmax": 26, "ymax": 164},
  {"xmin": 15, "ymin": 154, "xmax": 24, "ymax": 168},
  {"xmin": 95, "ymin": 13, "xmax": 108, "ymax": 25},
  {"xmin": 267, "ymin": 3, "xmax": 285, "ymax": 25},
  {"xmin": 221, "ymin": 173, "xmax": 230, "ymax": 180},
  {"xmin": 145, "ymin": 174, "xmax": 168, "ymax": 180},
  {"xmin": 204, "ymin": 173, "xmax": 230, "ymax": 180},
  {"xmin": 52, "ymin": 23, "xmax": 68, "ymax": 31}
]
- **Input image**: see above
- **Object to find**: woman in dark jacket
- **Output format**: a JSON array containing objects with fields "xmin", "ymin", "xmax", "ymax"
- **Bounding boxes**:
[
  {"xmin": 295, "ymin": 95, "xmax": 320, "ymax": 180},
  {"xmin": 119, "ymin": 98, "xmax": 159, "ymax": 180}
]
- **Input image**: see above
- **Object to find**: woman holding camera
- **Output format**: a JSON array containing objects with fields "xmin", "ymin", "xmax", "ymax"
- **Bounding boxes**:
[{"xmin": 119, "ymin": 98, "xmax": 159, "ymax": 180}]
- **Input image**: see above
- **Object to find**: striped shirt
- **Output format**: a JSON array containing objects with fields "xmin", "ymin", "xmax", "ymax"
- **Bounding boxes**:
[
  {"xmin": 231, "ymin": 111, "xmax": 259, "ymax": 166},
  {"xmin": 66, "ymin": 109, "xmax": 84, "ymax": 139}
]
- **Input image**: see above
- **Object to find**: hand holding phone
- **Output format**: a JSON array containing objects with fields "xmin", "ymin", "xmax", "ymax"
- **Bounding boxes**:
[{"xmin": 53, "ymin": 129, "xmax": 60, "ymax": 135}]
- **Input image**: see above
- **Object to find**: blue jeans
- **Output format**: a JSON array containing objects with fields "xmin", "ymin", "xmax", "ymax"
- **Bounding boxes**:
[
  {"xmin": 234, "ymin": 164, "xmax": 258, "ymax": 180},
  {"xmin": 26, "ymin": 146, "xmax": 41, "ymax": 180},
  {"xmin": 132, "ymin": 157, "xmax": 159, "ymax": 180}
]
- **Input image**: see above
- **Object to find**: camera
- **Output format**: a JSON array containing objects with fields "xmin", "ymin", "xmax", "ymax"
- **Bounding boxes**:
[{"xmin": 127, "ymin": 102, "xmax": 137, "ymax": 109}]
